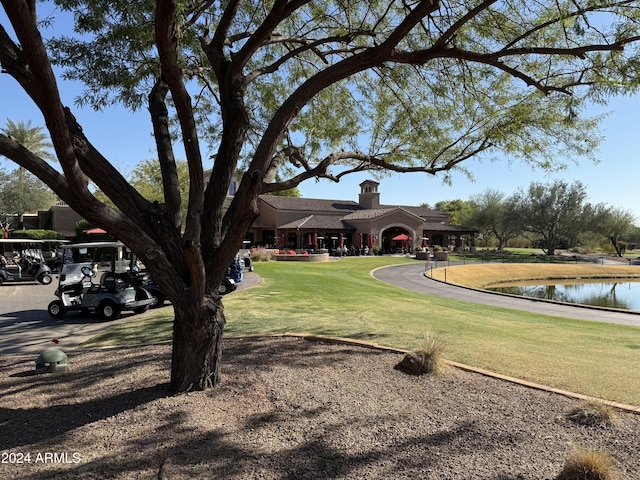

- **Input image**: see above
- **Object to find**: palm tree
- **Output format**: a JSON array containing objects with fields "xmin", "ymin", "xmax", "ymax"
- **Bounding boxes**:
[
  {"xmin": 0, "ymin": 120, "xmax": 57, "ymax": 227},
  {"xmin": 1, "ymin": 119, "xmax": 55, "ymax": 162}
]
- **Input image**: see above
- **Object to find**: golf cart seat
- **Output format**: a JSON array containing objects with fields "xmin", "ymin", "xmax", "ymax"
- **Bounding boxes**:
[
  {"xmin": 62, "ymin": 282, "xmax": 84, "ymax": 296},
  {"xmin": 102, "ymin": 274, "xmax": 125, "ymax": 292}
]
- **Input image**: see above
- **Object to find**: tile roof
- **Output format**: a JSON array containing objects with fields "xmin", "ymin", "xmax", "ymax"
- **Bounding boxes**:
[
  {"xmin": 382, "ymin": 205, "xmax": 448, "ymax": 219},
  {"xmin": 342, "ymin": 208, "xmax": 398, "ymax": 220},
  {"xmin": 278, "ymin": 215, "xmax": 353, "ymax": 230},
  {"xmin": 259, "ymin": 195, "xmax": 360, "ymax": 213}
]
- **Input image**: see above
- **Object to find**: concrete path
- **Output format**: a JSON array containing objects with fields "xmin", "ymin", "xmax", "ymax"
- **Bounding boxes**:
[
  {"xmin": 372, "ymin": 262, "xmax": 640, "ymax": 328},
  {"xmin": 0, "ymin": 272, "xmax": 259, "ymax": 355}
]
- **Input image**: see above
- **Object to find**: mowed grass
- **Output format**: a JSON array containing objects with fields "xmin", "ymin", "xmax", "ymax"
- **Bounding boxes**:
[{"xmin": 82, "ymin": 257, "xmax": 640, "ymax": 406}]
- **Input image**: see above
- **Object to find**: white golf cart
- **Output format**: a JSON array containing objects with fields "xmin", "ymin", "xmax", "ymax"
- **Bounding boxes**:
[
  {"xmin": 47, "ymin": 241, "xmax": 154, "ymax": 320},
  {"xmin": 0, "ymin": 238, "xmax": 54, "ymax": 285}
]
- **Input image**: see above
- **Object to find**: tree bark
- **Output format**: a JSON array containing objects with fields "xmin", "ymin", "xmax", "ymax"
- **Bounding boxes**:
[
  {"xmin": 610, "ymin": 237, "xmax": 622, "ymax": 257},
  {"xmin": 170, "ymin": 295, "xmax": 226, "ymax": 392}
]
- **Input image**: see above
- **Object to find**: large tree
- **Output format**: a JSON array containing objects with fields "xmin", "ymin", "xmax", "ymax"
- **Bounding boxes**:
[
  {"xmin": 511, "ymin": 180, "xmax": 589, "ymax": 255},
  {"xmin": 468, "ymin": 189, "xmax": 520, "ymax": 251},
  {"xmin": 1, "ymin": 0, "xmax": 639, "ymax": 392},
  {"xmin": 1, "ymin": 119, "xmax": 55, "ymax": 162},
  {"xmin": 590, "ymin": 204, "xmax": 636, "ymax": 256},
  {"xmin": 0, "ymin": 168, "xmax": 57, "ymax": 225},
  {"xmin": 0, "ymin": 119, "xmax": 56, "ymax": 226}
]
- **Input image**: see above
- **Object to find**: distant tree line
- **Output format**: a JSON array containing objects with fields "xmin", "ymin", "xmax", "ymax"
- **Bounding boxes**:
[{"xmin": 426, "ymin": 180, "xmax": 636, "ymax": 257}]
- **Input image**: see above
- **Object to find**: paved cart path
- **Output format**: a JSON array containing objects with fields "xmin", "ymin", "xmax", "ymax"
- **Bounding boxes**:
[
  {"xmin": 372, "ymin": 262, "xmax": 640, "ymax": 328},
  {"xmin": 0, "ymin": 272, "xmax": 259, "ymax": 354}
]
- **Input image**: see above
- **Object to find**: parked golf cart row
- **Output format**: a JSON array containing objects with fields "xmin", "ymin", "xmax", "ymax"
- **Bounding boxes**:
[
  {"xmin": 2, "ymin": 239, "xmax": 249, "ymax": 320},
  {"xmin": 0, "ymin": 238, "xmax": 57, "ymax": 285},
  {"xmin": 46, "ymin": 241, "xmax": 248, "ymax": 320}
]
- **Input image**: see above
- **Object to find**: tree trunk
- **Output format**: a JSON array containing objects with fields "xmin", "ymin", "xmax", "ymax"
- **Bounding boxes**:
[
  {"xmin": 610, "ymin": 237, "xmax": 622, "ymax": 257},
  {"xmin": 170, "ymin": 296, "xmax": 226, "ymax": 392}
]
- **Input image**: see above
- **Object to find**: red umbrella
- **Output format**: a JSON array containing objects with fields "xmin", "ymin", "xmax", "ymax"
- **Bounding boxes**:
[
  {"xmin": 392, "ymin": 233, "xmax": 409, "ymax": 241},
  {"xmin": 421, "ymin": 237, "xmax": 427, "ymax": 248},
  {"xmin": 339, "ymin": 233, "xmax": 344, "ymax": 250},
  {"xmin": 359, "ymin": 233, "xmax": 363, "ymax": 249},
  {"xmin": 280, "ymin": 233, "xmax": 285, "ymax": 247},
  {"xmin": 307, "ymin": 233, "xmax": 312, "ymax": 247},
  {"xmin": 85, "ymin": 227, "xmax": 107, "ymax": 234},
  {"xmin": 313, "ymin": 233, "xmax": 318, "ymax": 250},
  {"xmin": 3, "ymin": 227, "xmax": 8, "ymax": 239}
]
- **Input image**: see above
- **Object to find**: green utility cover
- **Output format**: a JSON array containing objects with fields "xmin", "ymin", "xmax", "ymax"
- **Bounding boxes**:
[{"xmin": 35, "ymin": 349, "xmax": 68, "ymax": 373}]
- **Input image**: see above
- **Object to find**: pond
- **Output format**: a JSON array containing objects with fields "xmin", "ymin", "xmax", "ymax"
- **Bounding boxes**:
[{"xmin": 488, "ymin": 279, "xmax": 640, "ymax": 311}]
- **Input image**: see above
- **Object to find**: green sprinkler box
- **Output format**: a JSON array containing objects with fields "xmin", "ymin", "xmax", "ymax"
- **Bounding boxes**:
[{"xmin": 35, "ymin": 349, "xmax": 68, "ymax": 373}]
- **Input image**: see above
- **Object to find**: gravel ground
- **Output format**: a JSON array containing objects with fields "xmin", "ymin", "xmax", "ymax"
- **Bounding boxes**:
[{"xmin": 1, "ymin": 336, "xmax": 638, "ymax": 479}]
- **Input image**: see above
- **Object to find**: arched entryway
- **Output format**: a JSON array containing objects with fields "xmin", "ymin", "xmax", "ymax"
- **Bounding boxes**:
[{"xmin": 381, "ymin": 226, "xmax": 413, "ymax": 254}]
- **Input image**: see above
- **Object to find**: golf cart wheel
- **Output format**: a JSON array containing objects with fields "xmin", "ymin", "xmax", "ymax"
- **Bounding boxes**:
[
  {"xmin": 38, "ymin": 273, "xmax": 52, "ymax": 285},
  {"xmin": 99, "ymin": 301, "xmax": 121, "ymax": 320},
  {"xmin": 218, "ymin": 279, "xmax": 236, "ymax": 295},
  {"xmin": 150, "ymin": 292, "xmax": 165, "ymax": 308},
  {"xmin": 48, "ymin": 300, "xmax": 66, "ymax": 319},
  {"xmin": 133, "ymin": 305, "xmax": 149, "ymax": 314}
]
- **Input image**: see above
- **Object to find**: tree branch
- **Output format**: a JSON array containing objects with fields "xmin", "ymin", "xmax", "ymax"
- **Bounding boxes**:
[
  {"xmin": 149, "ymin": 76, "xmax": 182, "ymax": 228},
  {"xmin": 251, "ymin": 0, "xmax": 442, "ymax": 179},
  {"xmin": 156, "ymin": 0, "xmax": 204, "ymax": 249}
]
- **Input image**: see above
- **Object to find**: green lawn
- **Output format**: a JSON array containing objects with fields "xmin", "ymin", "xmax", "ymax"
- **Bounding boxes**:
[{"xmin": 82, "ymin": 256, "xmax": 640, "ymax": 406}]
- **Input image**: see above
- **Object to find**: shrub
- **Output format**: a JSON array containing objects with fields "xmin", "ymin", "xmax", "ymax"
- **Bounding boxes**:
[
  {"xmin": 556, "ymin": 449, "xmax": 620, "ymax": 480},
  {"xmin": 565, "ymin": 401, "xmax": 620, "ymax": 429},
  {"xmin": 394, "ymin": 335, "xmax": 447, "ymax": 376},
  {"xmin": 250, "ymin": 248, "xmax": 273, "ymax": 262},
  {"xmin": 9, "ymin": 229, "xmax": 64, "ymax": 240},
  {"xmin": 617, "ymin": 241, "xmax": 628, "ymax": 254}
]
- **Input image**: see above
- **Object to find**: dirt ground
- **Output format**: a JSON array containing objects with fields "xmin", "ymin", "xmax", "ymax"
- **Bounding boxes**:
[{"xmin": 1, "ymin": 336, "xmax": 638, "ymax": 479}]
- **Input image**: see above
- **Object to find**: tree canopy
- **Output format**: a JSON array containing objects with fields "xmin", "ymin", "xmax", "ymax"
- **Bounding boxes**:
[
  {"xmin": 1, "ymin": 0, "xmax": 640, "ymax": 392},
  {"xmin": 590, "ymin": 204, "xmax": 636, "ymax": 256},
  {"xmin": 1, "ymin": 119, "xmax": 55, "ymax": 162},
  {"xmin": 510, "ymin": 180, "xmax": 589, "ymax": 255},
  {"xmin": 467, "ymin": 189, "xmax": 520, "ymax": 251}
]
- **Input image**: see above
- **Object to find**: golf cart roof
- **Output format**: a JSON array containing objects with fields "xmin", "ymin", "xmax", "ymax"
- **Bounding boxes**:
[
  {"xmin": 0, "ymin": 238, "xmax": 46, "ymax": 244},
  {"xmin": 60, "ymin": 241, "xmax": 125, "ymax": 249},
  {"xmin": 0, "ymin": 238, "xmax": 70, "ymax": 244}
]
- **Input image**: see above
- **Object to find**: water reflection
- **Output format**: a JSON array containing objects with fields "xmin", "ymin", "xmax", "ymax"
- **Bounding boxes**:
[{"xmin": 489, "ymin": 280, "xmax": 640, "ymax": 311}]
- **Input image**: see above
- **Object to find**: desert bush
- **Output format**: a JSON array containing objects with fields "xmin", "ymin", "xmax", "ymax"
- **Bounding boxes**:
[
  {"xmin": 556, "ymin": 448, "xmax": 620, "ymax": 480},
  {"xmin": 617, "ymin": 241, "xmax": 628, "ymax": 254},
  {"xmin": 250, "ymin": 248, "xmax": 273, "ymax": 262},
  {"xmin": 565, "ymin": 401, "xmax": 620, "ymax": 429},
  {"xmin": 394, "ymin": 335, "xmax": 447, "ymax": 376}
]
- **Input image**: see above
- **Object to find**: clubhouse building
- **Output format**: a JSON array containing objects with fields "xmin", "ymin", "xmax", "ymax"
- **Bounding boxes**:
[{"xmin": 246, "ymin": 180, "xmax": 477, "ymax": 254}]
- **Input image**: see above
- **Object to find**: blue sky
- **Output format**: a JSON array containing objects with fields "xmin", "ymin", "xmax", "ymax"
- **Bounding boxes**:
[{"xmin": 1, "ymin": 5, "xmax": 639, "ymax": 222}]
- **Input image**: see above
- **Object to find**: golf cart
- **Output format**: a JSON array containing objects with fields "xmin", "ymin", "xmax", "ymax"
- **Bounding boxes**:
[
  {"xmin": 133, "ymin": 255, "xmax": 239, "ymax": 301},
  {"xmin": 0, "ymin": 238, "xmax": 53, "ymax": 285},
  {"xmin": 47, "ymin": 242, "xmax": 154, "ymax": 320}
]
